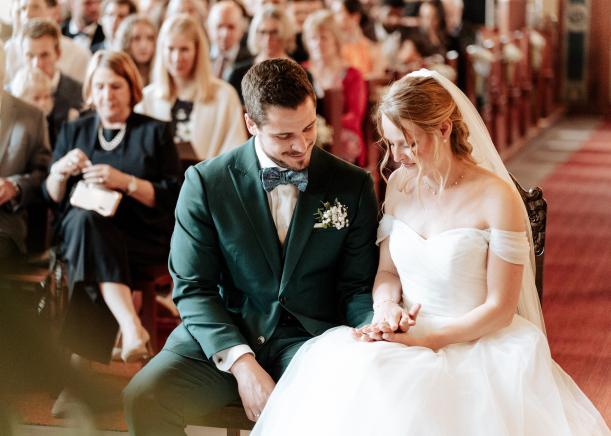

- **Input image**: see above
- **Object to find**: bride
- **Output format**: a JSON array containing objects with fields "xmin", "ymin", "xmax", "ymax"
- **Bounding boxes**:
[{"xmin": 250, "ymin": 70, "xmax": 610, "ymax": 435}]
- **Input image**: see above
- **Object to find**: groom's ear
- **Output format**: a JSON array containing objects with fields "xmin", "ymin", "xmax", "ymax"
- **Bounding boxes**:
[{"xmin": 244, "ymin": 113, "xmax": 259, "ymax": 137}]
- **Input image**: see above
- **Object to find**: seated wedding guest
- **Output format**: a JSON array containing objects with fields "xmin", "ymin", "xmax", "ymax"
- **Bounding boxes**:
[
  {"xmin": 399, "ymin": 0, "xmax": 449, "ymax": 68},
  {"xmin": 99, "ymin": 0, "xmax": 137, "ymax": 50},
  {"xmin": 207, "ymin": 0, "xmax": 251, "ymax": 82},
  {"xmin": 165, "ymin": 0, "xmax": 208, "ymax": 27},
  {"xmin": 244, "ymin": 0, "xmax": 288, "ymax": 16},
  {"xmin": 10, "ymin": 65, "xmax": 55, "ymax": 117},
  {"xmin": 114, "ymin": 14, "xmax": 157, "ymax": 86},
  {"xmin": 61, "ymin": 0, "xmax": 106, "ymax": 53},
  {"xmin": 330, "ymin": 0, "xmax": 383, "ymax": 77},
  {"xmin": 20, "ymin": 18, "xmax": 83, "ymax": 148},
  {"xmin": 302, "ymin": 10, "xmax": 367, "ymax": 166},
  {"xmin": 286, "ymin": 0, "xmax": 323, "ymax": 63},
  {"xmin": 371, "ymin": 0, "xmax": 412, "ymax": 43},
  {"xmin": 440, "ymin": 0, "xmax": 476, "ymax": 89},
  {"xmin": 43, "ymin": 50, "xmax": 181, "ymax": 369},
  {"xmin": 4, "ymin": 0, "xmax": 91, "ymax": 83},
  {"xmin": 0, "ymin": 46, "xmax": 52, "ymax": 262},
  {"xmin": 137, "ymin": 0, "xmax": 167, "ymax": 28},
  {"xmin": 228, "ymin": 5, "xmax": 296, "ymax": 101},
  {"xmin": 137, "ymin": 15, "xmax": 246, "ymax": 160}
]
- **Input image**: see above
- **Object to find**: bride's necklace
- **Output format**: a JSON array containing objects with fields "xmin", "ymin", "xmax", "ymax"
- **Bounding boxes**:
[
  {"xmin": 422, "ymin": 173, "xmax": 465, "ymax": 196},
  {"xmin": 98, "ymin": 124, "xmax": 126, "ymax": 151}
]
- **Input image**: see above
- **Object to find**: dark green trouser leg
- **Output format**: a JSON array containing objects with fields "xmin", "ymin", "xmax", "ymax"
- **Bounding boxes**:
[
  {"xmin": 123, "ymin": 325, "xmax": 312, "ymax": 436},
  {"xmin": 123, "ymin": 350, "xmax": 240, "ymax": 436}
]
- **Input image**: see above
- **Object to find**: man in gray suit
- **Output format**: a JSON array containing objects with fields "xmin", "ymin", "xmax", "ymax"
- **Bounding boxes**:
[{"xmin": 0, "ymin": 45, "xmax": 52, "ymax": 261}]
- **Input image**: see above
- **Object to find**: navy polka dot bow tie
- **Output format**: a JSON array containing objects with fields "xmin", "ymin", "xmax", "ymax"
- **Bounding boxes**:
[{"xmin": 260, "ymin": 167, "xmax": 309, "ymax": 192}]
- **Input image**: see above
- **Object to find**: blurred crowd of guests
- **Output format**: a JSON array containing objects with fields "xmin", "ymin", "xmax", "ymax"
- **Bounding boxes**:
[{"xmin": 0, "ymin": 0, "xmax": 481, "ymax": 387}]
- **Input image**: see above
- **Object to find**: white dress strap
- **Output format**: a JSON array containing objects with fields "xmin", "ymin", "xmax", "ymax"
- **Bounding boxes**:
[
  {"xmin": 489, "ymin": 229, "xmax": 531, "ymax": 265},
  {"xmin": 376, "ymin": 214, "xmax": 394, "ymax": 245}
]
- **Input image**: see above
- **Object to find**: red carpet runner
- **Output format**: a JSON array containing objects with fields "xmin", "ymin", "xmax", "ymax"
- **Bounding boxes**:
[{"xmin": 539, "ymin": 120, "xmax": 611, "ymax": 424}]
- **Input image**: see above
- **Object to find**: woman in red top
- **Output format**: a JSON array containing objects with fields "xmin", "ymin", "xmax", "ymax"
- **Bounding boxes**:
[{"xmin": 302, "ymin": 9, "xmax": 368, "ymax": 166}]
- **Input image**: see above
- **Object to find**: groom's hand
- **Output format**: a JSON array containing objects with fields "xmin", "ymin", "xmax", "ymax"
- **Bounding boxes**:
[{"xmin": 230, "ymin": 354, "xmax": 276, "ymax": 422}]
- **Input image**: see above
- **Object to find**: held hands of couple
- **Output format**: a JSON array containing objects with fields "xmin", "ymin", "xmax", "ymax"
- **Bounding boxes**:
[
  {"xmin": 353, "ymin": 302, "xmax": 421, "ymax": 343},
  {"xmin": 230, "ymin": 353, "xmax": 276, "ymax": 422}
]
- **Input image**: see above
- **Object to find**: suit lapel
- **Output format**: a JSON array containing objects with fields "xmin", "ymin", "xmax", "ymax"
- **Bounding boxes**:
[
  {"xmin": 228, "ymin": 139, "xmax": 282, "ymax": 278},
  {"xmin": 280, "ymin": 147, "xmax": 331, "ymax": 293},
  {"xmin": 0, "ymin": 92, "xmax": 17, "ymax": 164}
]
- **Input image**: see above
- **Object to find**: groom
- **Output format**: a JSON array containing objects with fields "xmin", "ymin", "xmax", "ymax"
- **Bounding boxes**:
[{"xmin": 123, "ymin": 59, "xmax": 379, "ymax": 435}]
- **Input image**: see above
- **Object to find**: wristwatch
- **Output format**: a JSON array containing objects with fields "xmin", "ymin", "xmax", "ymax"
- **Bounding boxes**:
[{"xmin": 126, "ymin": 175, "xmax": 138, "ymax": 195}]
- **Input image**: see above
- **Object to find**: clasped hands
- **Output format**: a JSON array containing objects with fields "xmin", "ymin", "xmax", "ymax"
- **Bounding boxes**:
[
  {"xmin": 51, "ymin": 148, "xmax": 130, "ymax": 191},
  {"xmin": 353, "ymin": 301, "xmax": 427, "ymax": 347}
]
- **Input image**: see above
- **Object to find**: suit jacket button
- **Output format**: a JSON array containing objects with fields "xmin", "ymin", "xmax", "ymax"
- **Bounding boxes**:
[
  {"xmin": 256, "ymin": 336, "xmax": 265, "ymax": 345},
  {"xmin": 280, "ymin": 296, "xmax": 286, "ymax": 304}
]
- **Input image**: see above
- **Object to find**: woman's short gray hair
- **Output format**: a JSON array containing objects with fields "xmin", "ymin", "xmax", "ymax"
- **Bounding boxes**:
[{"xmin": 247, "ymin": 5, "xmax": 296, "ymax": 56}]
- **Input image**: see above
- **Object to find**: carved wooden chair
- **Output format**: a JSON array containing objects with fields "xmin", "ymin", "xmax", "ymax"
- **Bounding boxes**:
[{"xmin": 510, "ymin": 174, "xmax": 547, "ymax": 301}]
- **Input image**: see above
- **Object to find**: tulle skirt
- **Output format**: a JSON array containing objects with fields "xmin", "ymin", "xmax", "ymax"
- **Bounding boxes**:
[{"xmin": 252, "ymin": 315, "xmax": 609, "ymax": 436}]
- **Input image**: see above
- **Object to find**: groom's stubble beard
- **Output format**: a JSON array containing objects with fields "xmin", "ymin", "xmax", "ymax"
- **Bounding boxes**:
[{"xmin": 270, "ymin": 140, "xmax": 316, "ymax": 171}]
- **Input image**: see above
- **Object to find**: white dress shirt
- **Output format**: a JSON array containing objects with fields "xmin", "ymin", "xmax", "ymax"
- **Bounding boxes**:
[
  {"xmin": 68, "ymin": 20, "xmax": 98, "ymax": 50},
  {"xmin": 212, "ymin": 135, "xmax": 299, "ymax": 372},
  {"xmin": 210, "ymin": 44, "xmax": 241, "ymax": 81}
]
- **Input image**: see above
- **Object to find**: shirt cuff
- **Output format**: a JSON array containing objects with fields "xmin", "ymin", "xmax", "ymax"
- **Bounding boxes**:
[{"xmin": 213, "ymin": 344, "xmax": 255, "ymax": 373}]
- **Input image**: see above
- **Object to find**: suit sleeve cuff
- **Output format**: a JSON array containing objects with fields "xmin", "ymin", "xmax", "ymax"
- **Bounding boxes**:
[{"xmin": 213, "ymin": 344, "xmax": 255, "ymax": 372}]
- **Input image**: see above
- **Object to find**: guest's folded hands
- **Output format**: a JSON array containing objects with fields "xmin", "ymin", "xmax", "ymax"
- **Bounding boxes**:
[
  {"xmin": 82, "ymin": 164, "xmax": 130, "ymax": 191},
  {"xmin": 52, "ymin": 148, "xmax": 91, "ymax": 178}
]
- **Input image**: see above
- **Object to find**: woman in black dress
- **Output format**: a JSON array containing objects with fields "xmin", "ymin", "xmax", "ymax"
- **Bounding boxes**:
[{"xmin": 44, "ymin": 50, "xmax": 181, "ymax": 364}]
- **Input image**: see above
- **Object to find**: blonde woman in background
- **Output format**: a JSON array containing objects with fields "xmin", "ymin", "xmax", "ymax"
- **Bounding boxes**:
[
  {"xmin": 114, "ymin": 14, "xmax": 157, "ymax": 86},
  {"xmin": 136, "ymin": 14, "xmax": 246, "ymax": 160}
]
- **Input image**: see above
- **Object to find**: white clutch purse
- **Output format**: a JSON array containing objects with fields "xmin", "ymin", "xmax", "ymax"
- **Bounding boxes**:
[{"xmin": 70, "ymin": 180, "xmax": 123, "ymax": 217}]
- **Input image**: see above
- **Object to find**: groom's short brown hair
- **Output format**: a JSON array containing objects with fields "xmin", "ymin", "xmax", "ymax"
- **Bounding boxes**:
[{"xmin": 241, "ymin": 58, "xmax": 316, "ymax": 126}]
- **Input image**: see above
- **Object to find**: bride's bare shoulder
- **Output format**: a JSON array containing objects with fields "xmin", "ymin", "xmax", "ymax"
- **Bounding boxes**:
[
  {"xmin": 472, "ymin": 169, "xmax": 525, "ymax": 231},
  {"xmin": 383, "ymin": 169, "xmax": 415, "ymax": 214}
]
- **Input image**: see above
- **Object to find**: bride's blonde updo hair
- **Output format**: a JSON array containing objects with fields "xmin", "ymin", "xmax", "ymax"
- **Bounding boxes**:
[{"xmin": 377, "ymin": 74, "xmax": 476, "ymax": 191}]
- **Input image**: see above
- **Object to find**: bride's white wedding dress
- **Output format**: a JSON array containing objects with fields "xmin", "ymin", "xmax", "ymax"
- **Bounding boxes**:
[{"xmin": 251, "ymin": 214, "xmax": 610, "ymax": 436}]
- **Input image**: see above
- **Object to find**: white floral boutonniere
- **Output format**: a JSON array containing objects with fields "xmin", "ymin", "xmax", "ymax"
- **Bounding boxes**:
[{"xmin": 314, "ymin": 199, "xmax": 349, "ymax": 229}]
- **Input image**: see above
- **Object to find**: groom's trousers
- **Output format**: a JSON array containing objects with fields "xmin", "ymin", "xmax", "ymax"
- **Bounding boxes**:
[{"xmin": 123, "ymin": 322, "xmax": 313, "ymax": 436}]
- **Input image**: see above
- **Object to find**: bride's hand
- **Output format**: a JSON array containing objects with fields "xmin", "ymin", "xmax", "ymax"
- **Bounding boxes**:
[
  {"xmin": 373, "ymin": 302, "xmax": 421, "ymax": 333},
  {"xmin": 352, "ymin": 303, "xmax": 421, "ymax": 342}
]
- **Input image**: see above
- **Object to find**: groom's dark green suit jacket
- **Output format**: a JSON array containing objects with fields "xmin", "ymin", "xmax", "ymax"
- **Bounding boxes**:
[{"xmin": 164, "ymin": 138, "xmax": 379, "ymax": 361}]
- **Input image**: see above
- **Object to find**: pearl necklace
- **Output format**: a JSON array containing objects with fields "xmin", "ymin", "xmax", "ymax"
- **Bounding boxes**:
[
  {"xmin": 98, "ymin": 124, "xmax": 127, "ymax": 151},
  {"xmin": 423, "ymin": 173, "xmax": 465, "ymax": 196}
]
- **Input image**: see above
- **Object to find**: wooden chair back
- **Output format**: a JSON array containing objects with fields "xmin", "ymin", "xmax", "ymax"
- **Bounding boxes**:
[{"xmin": 510, "ymin": 174, "xmax": 547, "ymax": 301}]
